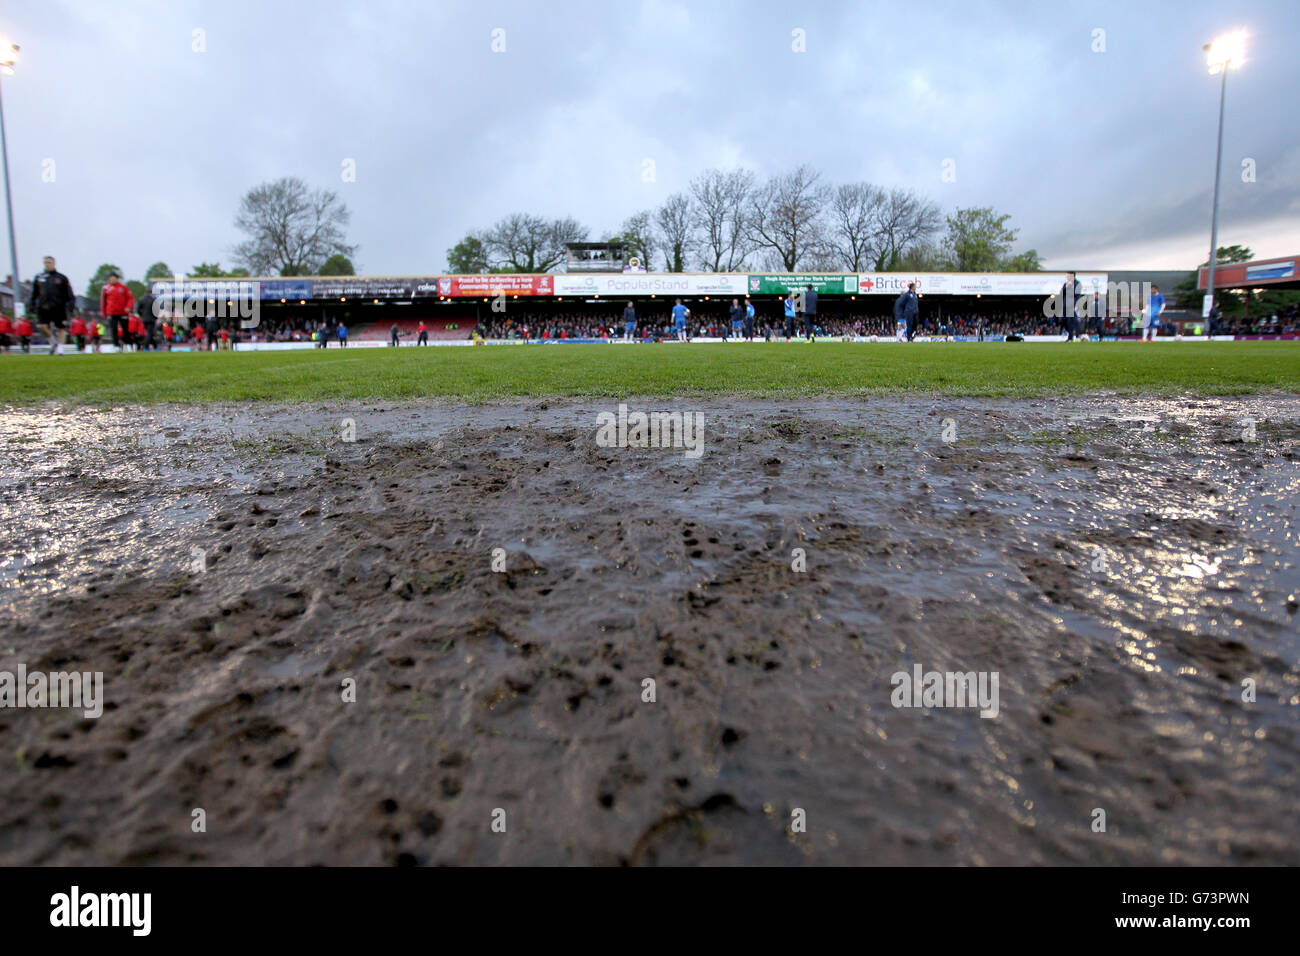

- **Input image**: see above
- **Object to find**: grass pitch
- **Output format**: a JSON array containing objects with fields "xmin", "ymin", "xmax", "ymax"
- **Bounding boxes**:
[{"xmin": 1, "ymin": 341, "xmax": 1297, "ymax": 405}]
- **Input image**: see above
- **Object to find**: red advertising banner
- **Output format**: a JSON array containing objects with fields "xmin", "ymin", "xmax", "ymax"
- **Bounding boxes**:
[{"xmin": 441, "ymin": 275, "xmax": 554, "ymax": 297}]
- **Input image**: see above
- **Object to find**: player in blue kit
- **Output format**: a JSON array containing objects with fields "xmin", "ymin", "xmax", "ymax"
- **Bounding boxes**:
[
  {"xmin": 1144, "ymin": 285, "xmax": 1166, "ymax": 341},
  {"xmin": 783, "ymin": 293, "xmax": 796, "ymax": 341},
  {"xmin": 672, "ymin": 299, "xmax": 690, "ymax": 342}
]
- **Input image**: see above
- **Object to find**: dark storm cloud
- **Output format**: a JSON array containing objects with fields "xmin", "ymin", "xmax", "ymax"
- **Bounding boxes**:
[{"xmin": 3, "ymin": 0, "xmax": 1296, "ymax": 290}]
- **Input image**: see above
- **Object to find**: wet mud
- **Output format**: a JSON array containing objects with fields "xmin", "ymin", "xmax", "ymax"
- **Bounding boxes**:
[{"xmin": 1, "ymin": 394, "xmax": 1297, "ymax": 865}]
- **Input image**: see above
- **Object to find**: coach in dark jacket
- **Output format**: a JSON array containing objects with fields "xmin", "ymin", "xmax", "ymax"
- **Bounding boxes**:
[
  {"xmin": 894, "ymin": 283, "xmax": 919, "ymax": 341},
  {"xmin": 136, "ymin": 291, "xmax": 157, "ymax": 350},
  {"xmin": 1061, "ymin": 271, "xmax": 1082, "ymax": 341},
  {"xmin": 29, "ymin": 255, "xmax": 77, "ymax": 353},
  {"xmin": 1206, "ymin": 303, "xmax": 1221, "ymax": 337},
  {"xmin": 803, "ymin": 285, "xmax": 818, "ymax": 340}
]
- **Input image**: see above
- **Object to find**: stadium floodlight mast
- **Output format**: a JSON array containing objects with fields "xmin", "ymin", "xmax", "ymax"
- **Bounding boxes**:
[
  {"xmin": 0, "ymin": 37, "xmax": 19, "ymax": 319},
  {"xmin": 1202, "ymin": 28, "xmax": 1247, "ymax": 318}
]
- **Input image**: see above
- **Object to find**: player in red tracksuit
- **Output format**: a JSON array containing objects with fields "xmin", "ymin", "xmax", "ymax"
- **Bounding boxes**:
[
  {"xmin": 0, "ymin": 313, "xmax": 12, "ymax": 352},
  {"xmin": 416, "ymin": 321, "xmax": 429, "ymax": 346},
  {"xmin": 127, "ymin": 312, "xmax": 145, "ymax": 350},
  {"xmin": 99, "ymin": 272, "xmax": 135, "ymax": 350},
  {"xmin": 69, "ymin": 314, "xmax": 88, "ymax": 351},
  {"xmin": 15, "ymin": 315, "xmax": 34, "ymax": 352}
]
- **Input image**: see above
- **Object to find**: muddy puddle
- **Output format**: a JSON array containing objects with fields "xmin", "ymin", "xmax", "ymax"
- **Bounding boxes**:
[{"xmin": 0, "ymin": 394, "xmax": 1297, "ymax": 865}]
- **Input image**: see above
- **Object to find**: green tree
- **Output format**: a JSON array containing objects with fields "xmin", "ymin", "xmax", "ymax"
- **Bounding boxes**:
[
  {"xmin": 126, "ymin": 280, "xmax": 148, "ymax": 300},
  {"xmin": 144, "ymin": 261, "xmax": 173, "ymax": 280},
  {"xmin": 446, "ymin": 235, "xmax": 489, "ymax": 274},
  {"xmin": 186, "ymin": 262, "xmax": 252, "ymax": 279},
  {"xmin": 896, "ymin": 243, "xmax": 944, "ymax": 271},
  {"xmin": 1214, "ymin": 245, "xmax": 1253, "ymax": 265},
  {"xmin": 1171, "ymin": 273, "xmax": 1206, "ymax": 311},
  {"xmin": 1252, "ymin": 288, "xmax": 1300, "ymax": 318},
  {"xmin": 941, "ymin": 207, "xmax": 1019, "ymax": 272},
  {"xmin": 318, "ymin": 254, "xmax": 355, "ymax": 276},
  {"xmin": 1003, "ymin": 249, "xmax": 1042, "ymax": 272},
  {"xmin": 86, "ymin": 263, "xmax": 124, "ymax": 310}
]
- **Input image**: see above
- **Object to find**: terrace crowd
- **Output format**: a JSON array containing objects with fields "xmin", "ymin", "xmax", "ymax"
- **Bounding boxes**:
[{"xmin": 477, "ymin": 307, "xmax": 1130, "ymax": 340}]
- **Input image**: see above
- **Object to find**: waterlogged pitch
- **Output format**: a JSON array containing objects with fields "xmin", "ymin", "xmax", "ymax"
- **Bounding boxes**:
[{"xmin": 2, "ymin": 392, "xmax": 1298, "ymax": 864}]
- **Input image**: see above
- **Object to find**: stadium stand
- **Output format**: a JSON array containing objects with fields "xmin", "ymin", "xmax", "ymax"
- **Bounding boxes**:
[{"xmin": 351, "ymin": 318, "xmax": 472, "ymax": 342}]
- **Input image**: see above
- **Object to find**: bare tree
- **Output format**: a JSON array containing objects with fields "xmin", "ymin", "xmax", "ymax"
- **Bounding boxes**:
[
  {"xmin": 800, "ymin": 241, "xmax": 843, "ymax": 271},
  {"xmin": 547, "ymin": 217, "xmax": 589, "ymax": 270},
  {"xmin": 655, "ymin": 193, "xmax": 695, "ymax": 272},
  {"xmin": 747, "ymin": 165, "xmax": 830, "ymax": 272},
  {"xmin": 483, "ymin": 214, "xmax": 538, "ymax": 272},
  {"xmin": 233, "ymin": 177, "xmax": 357, "ymax": 276},
  {"xmin": 872, "ymin": 188, "xmax": 942, "ymax": 270},
  {"xmin": 689, "ymin": 168, "xmax": 755, "ymax": 272},
  {"xmin": 828, "ymin": 182, "xmax": 887, "ymax": 272},
  {"xmin": 483, "ymin": 214, "xmax": 588, "ymax": 272}
]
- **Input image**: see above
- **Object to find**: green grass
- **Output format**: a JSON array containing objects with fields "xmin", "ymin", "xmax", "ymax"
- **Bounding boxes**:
[{"xmin": 1, "ymin": 342, "xmax": 1298, "ymax": 405}]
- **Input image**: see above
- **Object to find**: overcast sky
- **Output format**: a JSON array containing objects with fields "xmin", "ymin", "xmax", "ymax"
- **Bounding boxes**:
[{"xmin": 4, "ymin": 0, "xmax": 1297, "ymax": 289}]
